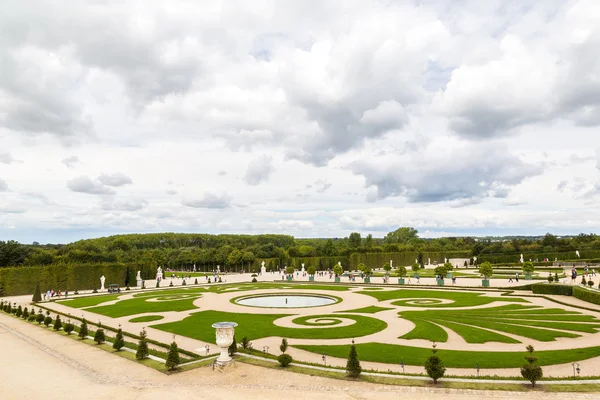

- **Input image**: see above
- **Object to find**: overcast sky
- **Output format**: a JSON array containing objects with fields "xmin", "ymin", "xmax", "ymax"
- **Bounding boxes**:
[{"xmin": 1, "ymin": 0, "xmax": 599, "ymax": 244}]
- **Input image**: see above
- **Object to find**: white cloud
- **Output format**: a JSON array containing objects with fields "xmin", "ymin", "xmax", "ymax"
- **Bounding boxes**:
[
  {"xmin": 97, "ymin": 172, "xmax": 133, "ymax": 187},
  {"xmin": 62, "ymin": 156, "xmax": 81, "ymax": 169},
  {"xmin": 244, "ymin": 155, "xmax": 274, "ymax": 186},
  {"xmin": 182, "ymin": 192, "xmax": 232, "ymax": 209},
  {"xmin": 67, "ymin": 176, "xmax": 114, "ymax": 195}
]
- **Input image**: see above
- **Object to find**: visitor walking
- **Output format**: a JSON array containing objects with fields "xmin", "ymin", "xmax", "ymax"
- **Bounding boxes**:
[{"xmin": 515, "ymin": 273, "xmax": 519, "ymax": 282}]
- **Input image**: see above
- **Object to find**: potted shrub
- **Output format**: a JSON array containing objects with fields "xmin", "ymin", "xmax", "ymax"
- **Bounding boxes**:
[
  {"xmin": 363, "ymin": 266, "xmax": 372, "ymax": 283},
  {"xmin": 522, "ymin": 261, "xmax": 535, "ymax": 280},
  {"xmin": 434, "ymin": 265, "xmax": 447, "ymax": 286},
  {"xmin": 333, "ymin": 264, "xmax": 343, "ymax": 283},
  {"xmin": 479, "ymin": 261, "xmax": 493, "ymax": 287},
  {"xmin": 444, "ymin": 262, "xmax": 454, "ymax": 279},
  {"xmin": 307, "ymin": 265, "xmax": 316, "ymax": 282},
  {"xmin": 251, "ymin": 273, "xmax": 258, "ymax": 283},
  {"xmin": 285, "ymin": 265, "xmax": 295, "ymax": 281},
  {"xmin": 412, "ymin": 263, "xmax": 420, "ymax": 278},
  {"xmin": 396, "ymin": 265, "xmax": 407, "ymax": 284}
]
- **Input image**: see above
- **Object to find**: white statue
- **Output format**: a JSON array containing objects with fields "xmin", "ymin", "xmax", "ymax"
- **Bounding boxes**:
[
  {"xmin": 415, "ymin": 258, "xmax": 418, "ymax": 264},
  {"xmin": 217, "ymin": 265, "xmax": 221, "ymax": 272},
  {"xmin": 301, "ymin": 263, "xmax": 305, "ymax": 272},
  {"xmin": 156, "ymin": 266, "xmax": 163, "ymax": 281},
  {"xmin": 136, "ymin": 271, "xmax": 143, "ymax": 287},
  {"xmin": 444, "ymin": 257, "xmax": 447, "ymax": 264},
  {"xmin": 428, "ymin": 258, "xmax": 431, "ymax": 266},
  {"xmin": 576, "ymin": 250, "xmax": 580, "ymax": 258},
  {"xmin": 338, "ymin": 261, "xmax": 342, "ymax": 267},
  {"xmin": 100, "ymin": 275, "xmax": 105, "ymax": 291},
  {"xmin": 260, "ymin": 260, "xmax": 266, "ymax": 275},
  {"xmin": 520, "ymin": 254, "xmax": 524, "ymax": 263},
  {"xmin": 473, "ymin": 256, "xmax": 477, "ymax": 265},
  {"xmin": 193, "ymin": 264, "xmax": 197, "ymax": 272},
  {"xmin": 390, "ymin": 260, "xmax": 393, "ymax": 269}
]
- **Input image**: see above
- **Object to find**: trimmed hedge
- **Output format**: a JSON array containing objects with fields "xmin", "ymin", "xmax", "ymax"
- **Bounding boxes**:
[
  {"xmin": 573, "ymin": 286, "xmax": 600, "ymax": 306},
  {"xmin": 478, "ymin": 250, "xmax": 600, "ymax": 265},
  {"xmin": 531, "ymin": 283, "xmax": 573, "ymax": 296}
]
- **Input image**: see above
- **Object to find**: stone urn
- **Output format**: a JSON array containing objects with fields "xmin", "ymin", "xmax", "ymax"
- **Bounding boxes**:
[{"xmin": 212, "ymin": 322, "xmax": 238, "ymax": 364}]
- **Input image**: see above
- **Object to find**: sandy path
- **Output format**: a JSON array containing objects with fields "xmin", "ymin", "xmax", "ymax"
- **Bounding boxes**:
[{"xmin": 0, "ymin": 313, "xmax": 597, "ymax": 400}]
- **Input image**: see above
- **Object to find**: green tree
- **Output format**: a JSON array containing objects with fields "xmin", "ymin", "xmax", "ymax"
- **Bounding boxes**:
[
  {"xmin": 280, "ymin": 338, "xmax": 288, "ymax": 354},
  {"xmin": 365, "ymin": 234, "xmax": 373, "ymax": 249},
  {"xmin": 53, "ymin": 315, "xmax": 62, "ymax": 331},
  {"xmin": 32, "ymin": 283, "xmax": 42, "ymax": 302},
  {"xmin": 357, "ymin": 263, "xmax": 366, "ymax": 272},
  {"xmin": 384, "ymin": 227, "xmax": 419, "ymax": 244},
  {"xmin": 307, "ymin": 265, "xmax": 316, "ymax": 276},
  {"xmin": 240, "ymin": 336, "xmax": 253, "ymax": 350},
  {"xmin": 79, "ymin": 318, "xmax": 88, "ymax": 339},
  {"xmin": 165, "ymin": 340, "xmax": 181, "ymax": 371},
  {"xmin": 348, "ymin": 232, "xmax": 362, "ymax": 249},
  {"xmin": 228, "ymin": 337, "xmax": 237, "ymax": 356},
  {"xmin": 346, "ymin": 342, "xmax": 362, "ymax": 378},
  {"xmin": 424, "ymin": 343, "xmax": 446, "ymax": 384},
  {"xmin": 333, "ymin": 264, "xmax": 343, "ymax": 277},
  {"xmin": 396, "ymin": 265, "xmax": 407, "ymax": 277},
  {"xmin": 412, "ymin": 263, "xmax": 421, "ymax": 273},
  {"xmin": 15, "ymin": 305, "xmax": 22, "ymax": 317},
  {"xmin": 22, "ymin": 307, "xmax": 29, "ymax": 319},
  {"xmin": 522, "ymin": 261, "xmax": 535, "ymax": 274},
  {"xmin": 94, "ymin": 323, "xmax": 105, "ymax": 344},
  {"xmin": 64, "ymin": 321, "xmax": 75, "ymax": 335},
  {"xmin": 520, "ymin": 345, "xmax": 543, "ymax": 387},
  {"xmin": 434, "ymin": 265, "xmax": 447, "ymax": 277},
  {"xmin": 479, "ymin": 261, "xmax": 493, "ymax": 279},
  {"xmin": 278, "ymin": 353, "xmax": 293, "ymax": 367},
  {"xmin": 285, "ymin": 265, "xmax": 295, "ymax": 275},
  {"xmin": 43, "ymin": 315, "xmax": 52, "ymax": 327},
  {"xmin": 113, "ymin": 328, "xmax": 125, "ymax": 351},
  {"xmin": 136, "ymin": 328, "xmax": 149, "ymax": 360},
  {"xmin": 383, "ymin": 263, "xmax": 392, "ymax": 273},
  {"xmin": 443, "ymin": 261, "xmax": 454, "ymax": 273}
]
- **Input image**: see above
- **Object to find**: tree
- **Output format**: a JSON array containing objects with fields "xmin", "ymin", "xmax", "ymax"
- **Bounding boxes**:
[
  {"xmin": 32, "ymin": 283, "xmax": 42, "ymax": 302},
  {"xmin": 412, "ymin": 263, "xmax": 420, "ymax": 273},
  {"xmin": 522, "ymin": 261, "xmax": 535, "ymax": 274},
  {"xmin": 278, "ymin": 353, "xmax": 293, "ymax": 367},
  {"xmin": 384, "ymin": 227, "xmax": 419, "ymax": 244},
  {"xmin": 520, "ymin": 345, "xmax": 543, "ymax": 387},
  {"xmin": 434, "ymin": 265, "xmax": 447, "ymax": 277},
  {"xmin": 165, "ymin": 340, "xmax": 181, "ymax": 371},
  {"xmin": 424, "ymin": 343, "xmax": 446, "ymax": 384},
  {"xmin": 53, "ymin": 315, "xmax": 62, "ymax": 331},
  {"xmin": 443, "ymin": 262, "xmax": 454, "ymax": 273},
  {"xmin": 348, "ymin": 232, "xmax": 361, "ymax": 249},
  {"xmin": 365, "ymin": 234, "xmax": 373, "ymax": 249},
  {"xmin": 285, "ymin": 265, "xmax": 295, "ymax": 275},
  {"xmin": 43, "ymin": 315, "xmax": 52, "ymax": 327},
  {"xmin": 228, "ymin": 337, "xmax": 237, "ymax": 356},
  {"xmin": 15, "ymin": 305, "xmax": 22, "ymax": 317},
  {"xmin": 396, "ymin": 265, "xmax": 407, "ymax": 277},
  {"xmin": 363, "ymin": 265, "xmax": 373, "ymax": 277},
  {"xmin": 357, "ymin": 263, "xmax": 366, "ymax": 272},
  {"xmin": 113, "ymin": 328, "xmax": 125, "ymax": 351},
  {"xmin": 307, "ymin": 265, "xmax": 316, "ymax": 276},
  {"xmin": 383, "ymin": 263, "xmax": 392, "ymax": 273},
  {"xmin": 79, "ymin": 318, "xmax": 88, "ymax": 339},
  {"xmin": 240, "ymin": 336, "xmax": 253, "ymax": 350},
  {"xmin": 64, "ymin": 321, "xmax": 74, "ymax": 335},
  {"xmin": 22, "ymin": 307, "xmax": 29, "ymax": 319},
  {"xmin": 333, "ymin": 264, "xmax": 343, "ymax": 277},
  {"xmin": 346, "ymin": 342, "xmax": 362, "ymax": 378},
  {"xmin": 280, "ymin": 338, "xmax": 288, "ymax": 354},
  {"xmin": 94, "ymin": 324, "xmax": 105, "ymax": 344},
  {"xmin": 136, "ymin": 328, "xmax": 149, "ymax": 359},
  {"xmin": 479, "ymin": 261, "xmax": 493, "ymax": 279}
]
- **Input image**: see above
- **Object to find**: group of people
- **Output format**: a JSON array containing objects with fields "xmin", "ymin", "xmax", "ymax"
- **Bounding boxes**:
[{"xmin": 43, "ymin": 289, "xmax": 67, "ymax": 300}]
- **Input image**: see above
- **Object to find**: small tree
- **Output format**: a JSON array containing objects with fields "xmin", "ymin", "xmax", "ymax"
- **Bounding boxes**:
[
  {"xmin": 520, "ymin": 345, "xmax": 543, "ymax": 387},
  {"xmin": 228, "ymin": 337, "xmax": 237, "ymax": 356},
  {"xmin": 136, "ymin": 328, "xmax": 149, "ymax": 360},
  {"xmin": 22, "ymin": 307, "xmax": 29, "ymax": 319},
  {"xmin": 43, "ymin": 315, "xmax": 52, "ymax": 327},
  {"xmin": 424, "ymin": 343, "xmax": 446, "ymax": 384},
  {"xmin": 547, "ymin": 274, "xmax": 554, "ymax": 283},
  {"xmin": 165, "ymin": 340, "xmax": 181, "ymax": 371},
  {"xmin": 113, "ymin": 328, "xmax": 125, "ymax": 351},
  {"xmin": 64, "ymin": 321, "xmax": 75, "ymax": 335},
  {"xmin": 307, "ymin": 266, "xmax": 316, "ymax": 276},
  {"xmin": 396, "ymin": 265, "xmax": 407, "ymax": 278},
  {"xmin": 443, "ymin": 262, "xmax": 454, "ymax": 273},
  {"xmin": 278, "ymin": 353, "xmax": 293, "ymax": 367},
  {"xmin": 36, "ymin": 310, "xmax": 45, "ymax": 324},
  {"xmin": 333, "ymin": 264, "xmax": 343, "ymax": 277},
  {"xmin": 346, "ymin": 342, "xmax": 362, "ymax": 378},
  {"xmin": 285, "ymin": 265, "xmax": 295, "ymax": 275},
  {"xmin": 15, "ymin": 305, "xmax": 22, "ymax": 318},
  {"xmin": 280, "ymin": 338, "xmax": 288, "ymax": 354},
  {"xmin": 412, "ymin": 263, "xmax": 420, "ymax": 273},
  {"xmin": 554, "ymin": 272, "xmax": 559, "ymax": 282},
  {"xmin": 479, "ymin": 261, "xmax": 493, "ymax": 279},
  {"xmin": 522, "ymin": 261, "xmax": 535, "ymax": 275},
  {"xmin": 357, "ymin": 263, "xmax": 366, "ymax": 272},
  {"xmin": 581, "ymin": 275, "xmax": 587, "ymax": 285},
  {"xmin": 32, "ymin": 283, "xmax": 42, "ymax": 302},
  {"xmin": 363, "ymin": 265, "xmax": 373, "ymax": 277},
  {"xmin": 194, "ymin": 278, "xmax": 198, "ymax": 285},
  {"xmin": 434, "ymin": 265, "xmax": 447, "ymax": 277},
  {"xmin": 53, "ymin": 315, "xmax": 62, "ymax": 331},
  {"xmin": 240, "ymin": 336, "xmax": 253, "ymax": 350},
  {"xmin": 383, "ymin": 263, "xmax": 392, "ymax": 273},
  {"xmin": 94, "ymin": 323, "xmax": 106, "ymax": 344},
  {"xmin": 588, "ymin": 280, "xmax": 594, "ymax": 287},
  {"xmin": 79, "ymin": 318, "xmax": 89, "ymax": 339}
]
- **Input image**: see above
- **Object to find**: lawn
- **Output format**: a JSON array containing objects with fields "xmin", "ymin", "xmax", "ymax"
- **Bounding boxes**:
[
  {"xmin": 336, "ymin": 306, "xmax": 393, "ymax": 314},
  {"xmin": 294, "ymin": 343, "xmax": 600, "ymax": 368},
  {"xmin": 129, "ymin": 315, "xmax": 164, "ymax": 323},
  {"xmin": 86, "ymin": 294, "xmax": 202, "ymax": 317},
  {"xmin": 359, "ymin": 288, "xmax": 526, "ymax": 308},
  {"xmin": 58, "ymin": 293, "xmax": 121, "ymax": 308},
  {"xmin": 399, "ymin": 304, "xmax": 600, "ymax": 343},
  {"xmin": 152, "ymin": 310, "xmax": 387, "ymax": 341}
]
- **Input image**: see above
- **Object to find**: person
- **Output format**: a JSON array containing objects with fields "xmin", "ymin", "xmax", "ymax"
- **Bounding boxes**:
[
  {"xmin": 515, "ymin": 273, "xmax": 519, "ymax": 282},
  {"xmin": 416, "ymin": 273, "xmax": 420, "ymax": 284},
  {"xmin": 508, "ymin": 275, "xmax": 513, "ymax": 283},
  {"xmin": 451, "ymin": 277, "xmax": 456, "ymax": 285}
]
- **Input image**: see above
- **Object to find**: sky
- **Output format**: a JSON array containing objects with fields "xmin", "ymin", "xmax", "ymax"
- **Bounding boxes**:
[{"xmin": 1, "ymin": 0, "xmax": 599, "ymax": 244}]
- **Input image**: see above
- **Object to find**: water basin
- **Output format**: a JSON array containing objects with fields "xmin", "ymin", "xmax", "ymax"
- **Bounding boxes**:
[{"xmin": 235, "ymin": 294, "xmax": 337, "ymax": 308}]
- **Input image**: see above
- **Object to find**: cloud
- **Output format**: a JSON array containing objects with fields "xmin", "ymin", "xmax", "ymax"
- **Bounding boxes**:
[
  {"xmin": 166, "ymin": 189, "xmax": 177, "ymax": 195},
  {"xmin": 351, "ymin": 139, "xmax": 542, "ymax": 203},
  {"xmin": 97, "ymin": 172, "xmax": 133, "ymax": 187},
  {"xmin": 67, "ymin": 176, "xmax": 114, "ymax": 195},
  {"xmin": 0, "ymin": 179, "xmax": 8, "ymax": 192},
  {"xmin": 182, "ymin": 192, "xmax": 232, "ymax": 209},
  {"xmin": 0, "ymin": 152, "xmax": 16, "ymax": 164},
  {"xmin": 62, "ymin": 156, "xmax": 81, "ymax": 169},
  {"xmin": 101, "ymin": 198, "xmax": 148, "ymax": 211},
  {"xmin": 244, "ymin": 155, "xmax": 274, "ymax": 185},
  {"xmin": 314, "ymin": 179, "xmax": 332, "ymax": 193}
]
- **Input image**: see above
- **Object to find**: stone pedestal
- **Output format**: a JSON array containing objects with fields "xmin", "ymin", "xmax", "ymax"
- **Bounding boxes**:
[
  {"xmin": 212, "ymin": 322, "xmax": 238, "ymax": 365},
  {"xmin": 136, "ymin": 279, "xmax": 143, "ymax": 287}
]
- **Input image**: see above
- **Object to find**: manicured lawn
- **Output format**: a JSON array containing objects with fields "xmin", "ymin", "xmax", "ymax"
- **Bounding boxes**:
[
  {"xmin": 58, "ymin": 294, "xmax": 121, "ymax": 308},
  {"xmin": 129, "ymin": 315, "xmax": 164, "ymax": 323},
  {"xmin": 152, "ymin": 310, "xmax": 387, "ymax": 341},
  {"xmin": 337, "ymin": 306, "xmax": 393, "ymax": 314},
  {"xmin": 86, "ymin": 295, "xmax": 202, "ymax": 318},
  {"xmin": 399, "ymin": 304, "xmax": 600, "ymax": 343},
  {"xmin": 359, "ymin": 288, "xmax": 526, "ymax": 308},
  {"xmin": 294, "ymin": 343, "xmax": 600, "ymax": 368}
]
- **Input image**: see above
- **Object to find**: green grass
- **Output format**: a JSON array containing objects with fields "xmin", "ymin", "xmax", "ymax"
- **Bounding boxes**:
[
  {"xmin": 294, "ymin": 343, "xmax": 600, "ymax": 368},
  {"xmin": 337, "ymin": 306, "xmax": 393, "ymax": 314},
  {"xmin": 86, "ymin": 295, "xmax": 201, "ymax": 318},
  {"xmin": 292, "ymin": 316, "xmax": 343, "ymax": 326},
  {"xmin": 399, "ymin": 304, "xmax": 600, "ymax": 343},
  {"xmin": 152, "ymin": 310, "xmax": 387, "ymax": 341},
  {"xmin": 359, "ymin": 288, "xmax": 526, "ymax": 308},
  {"xmin": 129, "ymin": 315, "xmax": 165, "ymax": 323},
  {"xmin": 58, "ymin": 294, "xmax": 121, "ymax": 308}
]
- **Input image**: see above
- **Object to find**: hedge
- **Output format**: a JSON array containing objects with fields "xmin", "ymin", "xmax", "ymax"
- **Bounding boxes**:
[
  {"xmin": 349, "ymin": 252, "xmax": 418, "ymax": 270},
  {"xmin": 531, "ymin": 283, "xmax": 573, "ymax": 296},
  {"xmin": 288, "ymin": 256, "xmax": 348, "ymax": 271},
  {"xmin": 573, "ymin": 286, "xmax": 600, "ymax": 306},
  {"xmin": 0, "ymin": 263, "xmax": 156, "ymax": 296},
  {"xmin": 478, "ymin": 250, "xmax": 600, "ymax": 265}
]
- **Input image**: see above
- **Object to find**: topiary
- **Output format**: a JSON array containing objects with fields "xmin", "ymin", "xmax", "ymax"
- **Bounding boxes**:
[
  {"xmin": 15, "ymin": 305, "xmax": 22, "ymax": 318},
  {"xmin": 64, "ymin": 322, "xmax": 74, "ymax": 335},
  {"xmin": 169, "ymin": 281, "xmax": 173, "ymax": 287},
  {"xmin": 520, "ymin": 345, "xmax": 543, "ymax": 387},
  {"xmin": 194, "ymin": 278, "xmax": 198, "ymax": 285},
  {"xmin": 522, "ymin": 261, "xmax": 535, "ymax": 274},
  {"xmin": 345, "ymin": 342, "xmax": 362, "ymax": 378},
  {"xmin": 588, "ymin": 280, "xmax": 594, "ymax": 287},
  {"xmin": 32, "ymin": 283, "xmax": 42, "ymax": 302},
  {"xmin": 94, "ymin": 324, "xmax": 105, "ymax": 344},
  {"xmin": 412, "ymin": 263, "xmax": 421, "ymax": 272},
  {"xmin": 182, "ymin": 280, "xmax": 186, "ymax": 286},
  {"xmin": 434, "ymin": 265, "xmax": 447, "ymax": 277},
  {"xmin": 251, "ymin": 278, "xmax": 257, "ymax": 282},
  {"xmin": 136, "ymin": 328, "xmax": 149, "ymax": 360},
  {"xmin": 22, "ymin": 307, "xmax": 29, "ymax": 319},
  {"xmin": 113, "ymin": 328, "xmax": 125, "ymax": 351},
  {"xmin": 424, "ymin": 343, "xmax": 446, "ymax": 384},
  {"xmin": 79, "ymin": 319, "xmax": 88, "ymax": 339},
  {"xmin": 36, "ymin": 311, "xmax": 45, "ymax": 325},
  {"xmin": 581, "ymin": 275, "xmax": 587, "ymax": 285},
  {"xmin": 43, "ymin": 315, "xmax": 52, "ymax": 327},
  {"xmin": 277, "ymin": 353, "xmax": 293, "ymax": 367},
  {"xmin": 396, "ymin": 266, "xmax": 407, "ymax": 277},
  {"xmin": 547, "ymin": 275, "xmax": 554, "ymax": 283},
  {"xmin": 240, "ymin": 336, "xmax": 253, "ymax": 350},
  {"xmin": 165, "ymin": 340, "xmax": 181, "ymax": 371},
  {"xmin": 228, "ymin": 337, "xmax": 237, "ymax": 356},
  {"xmin": 125, "ymin": 286, "xmax": 130, "ymax": 291},
  {"xmin": 479, "ymin": 261, "xmax": 493, "ymax": 279},
  {"xmin": 53, "ymin": 315, "xmax": 62, "ymax": 331},
  {"xmin": 280, "ymin": 338, "xmax": 288, "ymax": 354},
  {"xmin": 554, "ymin": 272, "xmax": 559, "ymax": 282}
]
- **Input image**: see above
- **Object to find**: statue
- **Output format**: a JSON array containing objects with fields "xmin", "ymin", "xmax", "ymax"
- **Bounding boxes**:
[
  {"xmin": 428, "ymin": 258, "xmax": 431, "ymax": 266},
  {"xmin": 100, "ymin": 275, "xmax": 106, "ymax": 291},
  {"xmin": 338, "ymin": 261, "xmax": 342, "ymax": 267},
  {"xmin": 136, "ymin": 271, "xmax": 142, "ymax": 287},
  {"xmin": 473, "ymin": 256, "xmax": 477, "ymax": 265},
  {"xmin": 193, "ymin": 264, "xmax": 197, "ymax": 272},
  {"xmin": 260, "ymin": 260, "xmax": 266, "ymax": 275},
  {"xmin": 301, "ymin": 263, "xmax": 305, "ymax": 272},
  {"xmin": 390, "ymin": 260, "xmax": 393, "ymax": 269},
  {"xmin": 415, "ymin": 258, "xmax": 418, "ymax": 265},
  {"xmin": 576, "ymin": 250, "xmax": 580, "ymax": 258},
  {"xmin": 444, "ymin": 257, "xmax": 447, "ymax": 264},
  {"xmin": 156, "ymin": 266, "xmax": 163, "ymax": 281},
  {"xmin": 520, "ymin": 254, "xmax": 524, "ymax": 263}
]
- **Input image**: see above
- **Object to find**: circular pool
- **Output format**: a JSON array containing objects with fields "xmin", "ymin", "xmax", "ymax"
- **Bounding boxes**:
[{"xmin": 235, "ymin": 294, "xmax": 338, "ymax": 308}]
